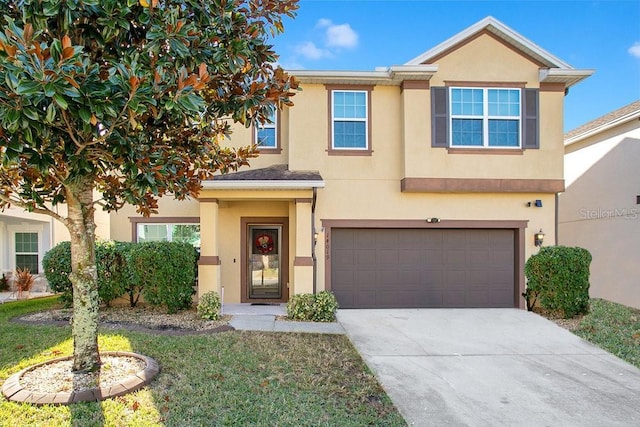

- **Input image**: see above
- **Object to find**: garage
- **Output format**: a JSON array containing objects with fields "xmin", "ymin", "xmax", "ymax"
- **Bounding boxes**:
[{"xmin": 330, "ymin": 228, "xmax": 516, "ymax": 309}]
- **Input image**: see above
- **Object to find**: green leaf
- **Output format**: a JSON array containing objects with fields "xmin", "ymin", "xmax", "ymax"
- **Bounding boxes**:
[
  {"xmin": 45, "ymin": 103, "xmax": 57, "ymax": 123},
  {"xmin": 23, "ymin": 108, "xmax": 40, "ymax": 121},
  {"xmin": 53, "ymin": 93, "xmax": 68, "ymax": 110},
  {"xmin": 16, "ymin": 81, "xmax": 42, "ymax": 96},
  {"xmin": 78, "ymin": 108, "xmax": 91, "ymax": 124}
]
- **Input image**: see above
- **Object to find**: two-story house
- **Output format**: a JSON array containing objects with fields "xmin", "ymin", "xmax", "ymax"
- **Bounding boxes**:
[{"xmin": 108, "ymin": 16, "xmax": 593, "ymax": 309}]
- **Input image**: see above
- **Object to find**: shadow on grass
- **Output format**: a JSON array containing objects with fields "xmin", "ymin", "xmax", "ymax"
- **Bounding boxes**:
[{"xmin": 1, "ymin": 298, "xmax": 406, "ymax": 426}]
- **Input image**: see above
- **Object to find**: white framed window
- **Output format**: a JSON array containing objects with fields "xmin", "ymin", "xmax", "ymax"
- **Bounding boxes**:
[
  {"xmin": 255, "ymin": 106, "xmax": 277, "ymax": 149},
  {"xmin": 15, "ymin": 232, "xmax": 39, "ymax": 274},
  {"xmin": 331, "ymin": 90, "xmax": 368, "ymax": 150},
  {"xmin": 450, "ymin": 87, "xmax": 521, "ymax": 148},
  {"xmin": 137, "ymin": 224, "xmax": 201, "ymax": 248}
]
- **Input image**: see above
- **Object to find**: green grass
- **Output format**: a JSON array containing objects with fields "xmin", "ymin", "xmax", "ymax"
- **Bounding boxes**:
[
  {"xmin": 0, "ymin": 298, "xmax": 406, "ymax": 426},
  {"xmin": 573, "ymin": 298, "xmax": 640, "ymax": 369}
]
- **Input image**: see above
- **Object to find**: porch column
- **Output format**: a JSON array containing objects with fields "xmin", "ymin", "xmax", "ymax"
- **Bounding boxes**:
[
  {"xmin": 198, "ymin": 198, "xmax": 221, "ymax": 299},
  {"xmin": 293, "ymin": 199, "xmax": 314, "ymax": 295}
]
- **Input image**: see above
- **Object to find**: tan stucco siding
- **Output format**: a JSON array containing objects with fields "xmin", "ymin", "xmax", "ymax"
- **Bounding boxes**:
[{"xmin": 559, "ymin": 121, "xmax": 640, "ymax": 309}]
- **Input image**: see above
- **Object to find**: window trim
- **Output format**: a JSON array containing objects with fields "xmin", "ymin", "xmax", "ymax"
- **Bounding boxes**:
[
  {"xmin": 252, "ymin": 107, "xmax": 282, "ymax": 154},
  {"xmin": 325, "ymin": 84, "xmax": 373, "ymax": 156},
  {"xmin": 449, "ymin": 86, "xmax": 522, "ymax": 149}
]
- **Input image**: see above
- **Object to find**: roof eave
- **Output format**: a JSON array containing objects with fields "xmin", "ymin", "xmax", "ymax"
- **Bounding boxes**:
[
  {"xmin": 565, "ymin": 110, "xmax": 640, "ymax": 146},
  {"xmin": 201, "ymin": 180, "xmax": 326, "ymax": 190},
  {"xmin": 291, "ymin": 66, "xmax": 438, "ymax": 86},
  {"xmin": 539, "ymin": 68, "xmax": 595, "ymax": 88}
]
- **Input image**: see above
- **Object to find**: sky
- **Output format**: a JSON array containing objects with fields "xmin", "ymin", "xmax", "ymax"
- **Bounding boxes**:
[{"xmin": 271, "ymin": 0, "xmax": 640, "ymax": 132}]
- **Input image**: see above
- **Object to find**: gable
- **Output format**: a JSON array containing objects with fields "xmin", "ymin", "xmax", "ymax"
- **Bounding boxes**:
[{"xmin": 427, "ymin": 32, "xmax": 541, "ymax": 86}]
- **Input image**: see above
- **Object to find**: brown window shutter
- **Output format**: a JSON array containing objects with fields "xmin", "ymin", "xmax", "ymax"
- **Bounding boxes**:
[
  {"xmin": 431, "ymin": 86, "xmax": 448, "ymax": 148},
  {"xmin": 522, "ymin": 88, "xmax": 539, "ymax": 149}
]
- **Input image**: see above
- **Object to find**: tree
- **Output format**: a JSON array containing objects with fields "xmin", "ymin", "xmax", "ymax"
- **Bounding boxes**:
[{"xmin": 0, "ymin": 0, "xmax": 298, "ymax": 372}]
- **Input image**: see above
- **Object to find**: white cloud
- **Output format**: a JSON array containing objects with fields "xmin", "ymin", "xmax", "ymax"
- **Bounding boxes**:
[
  {"xmin": 316, "ymin": 18, "xmax": 332, "ymax": 29},
  {"xmin": 628, "ymin": 41, "xmax": 640, "ymax": 58},
  {"xmin": 325, "ymin": 23, "xmax": 359, "ymax": 49},
  {"xmin": 295, "ymin": 41, "xmax": 332, "ymax": 60}
]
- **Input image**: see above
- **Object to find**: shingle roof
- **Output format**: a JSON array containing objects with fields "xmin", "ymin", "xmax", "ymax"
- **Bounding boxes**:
[
  {"xmin": 565, "ymin": 100, "xmax": 640, "ymax": 142},
  {"xmin": 214, "ymin": 164, "xmax": 322, "ymax": 181}
]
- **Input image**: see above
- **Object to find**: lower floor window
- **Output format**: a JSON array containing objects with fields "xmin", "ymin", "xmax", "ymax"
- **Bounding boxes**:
[
  {"xmin": 137, "ymin": 224, "xmax": 201, "ymax": 248},
  {"xmin": 15, "ymin": 232, "xmax": 39, "ymax": 274}
]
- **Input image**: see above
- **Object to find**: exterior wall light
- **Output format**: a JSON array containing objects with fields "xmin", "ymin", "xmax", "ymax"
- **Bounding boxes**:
[
  {"xmin": 526, "ymin": 200, "xmax": 543, "ymax": 207},
  {"xmin": 426, "ymin": 218, "xmax": 440, "ymax": 223},
  {"xmin": 534, "ymin": 229, "xmax": 545, "ymax": 247}
]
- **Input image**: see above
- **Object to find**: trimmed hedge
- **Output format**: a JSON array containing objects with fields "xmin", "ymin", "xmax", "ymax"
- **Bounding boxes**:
[
  {"xmin": 524, "ymin": 245, "xmax": 592, "ymax": 318},
  {"xmin": 287, "ymin": 291, "xmax": 339, "ymax": 322},
  {"xmin": 126, "ymin": 241, "xmax": 197, "ymax": 313},
  {"xmin": 43, "ymin": 240, "xmax": 197, "ymax": 312}
]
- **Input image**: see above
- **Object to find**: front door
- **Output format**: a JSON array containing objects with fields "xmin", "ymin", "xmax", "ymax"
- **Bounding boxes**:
[{"xmin": 248, "ymin": 225, "xmax": 283, "ymax": 300}]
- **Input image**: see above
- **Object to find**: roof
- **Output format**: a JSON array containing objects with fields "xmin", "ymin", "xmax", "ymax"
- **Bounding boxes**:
[
  {"xmin": 565, "ymin": 100, "xmax": 640, "ymax": 145},
  {"xmin": 293, "ymin": 16, "xmax": 593, "ymax": 88},
  {"xmin": 202, "ymin": 164, "xmax": 324, "ymax": 190}
]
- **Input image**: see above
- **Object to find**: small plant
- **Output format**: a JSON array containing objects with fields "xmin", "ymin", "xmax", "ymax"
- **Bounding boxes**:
[
  {"xmin": 0, "ymin": 274, "xmax": 9, "ymax": 291},
  {"xmin": 14, "ymin": 267, "xmax": 35, "ymax": 298},
  {"xmin": 197, "ymin": 291, "xmax": 222, "ymax": 320},
  {"xmin": 287, "ymin": 291, "xmax": 339, "ymax": 322},
  {"xmin": 524, "ymin": 245, "xmax": 592, "ymax": 318}
]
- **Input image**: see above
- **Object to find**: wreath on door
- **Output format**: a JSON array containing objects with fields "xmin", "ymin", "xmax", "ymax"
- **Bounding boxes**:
[{"xmin": 255, "ymin": 234, "xmax": 274, "ymax": 254}]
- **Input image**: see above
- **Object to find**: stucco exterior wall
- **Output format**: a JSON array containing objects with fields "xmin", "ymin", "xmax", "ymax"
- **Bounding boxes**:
[{"xmin": 559, "ymin": 120, "xmax": 640, "ymax": 309}]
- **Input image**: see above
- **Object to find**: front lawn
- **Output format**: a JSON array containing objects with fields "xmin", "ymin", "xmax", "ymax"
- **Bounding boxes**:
[
  {"xmin": 0, "ymin": 298, "xmax": 406, "ymax": 426},
  {"xmin": 572, "ymin": 298, "xmax": 640, "ymax": 369}
]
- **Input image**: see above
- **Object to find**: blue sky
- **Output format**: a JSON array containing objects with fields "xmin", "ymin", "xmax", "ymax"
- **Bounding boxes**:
[{"xmin": 272, "ymin": 0, "xmax": 640, "ymax": 132}]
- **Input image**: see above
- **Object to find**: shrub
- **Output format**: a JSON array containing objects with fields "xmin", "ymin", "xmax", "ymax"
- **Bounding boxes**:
[
  {"xmin": 43, "ymin": 240, "xmax": 136, "ymax": 307},
  {"xmin": 127, "ymin": 241, "xmax": 197, "ymax": 313},
  {"xmin": 0, "ymin": 274, "xmax": 9, "ymax": 291},
  {"xmin": 524, "ymin": 245, "xmax": 592, "ymax": 318},
  {"xmin": 14, "ymin": 267, "xmax": 35, "ymax": 297},
  {"xmin": 197, "ymin": 291, "xmax": 222, "ymax": 320},
  {"xmin": 96, "ymin": 241, "xmax": 134, "ymax": 306},
  {"xmin": 42, "ymin": 241, "xmax": 73, "ymax": 307},
  {"xmin": 287, "ymin": 291, "xmax": 339, "ymax": 322}
]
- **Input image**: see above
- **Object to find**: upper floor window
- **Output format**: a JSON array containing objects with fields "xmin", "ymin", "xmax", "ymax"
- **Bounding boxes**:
[
  {"xmin": 331, "ymin": 90, "xmax": 368, "ymax": 150},
  {"xmin": 450, "ymin": 88, "xmax": 521, "ymax": 148},
  {"xmin": 255, "ymin": 106, "xmax": 278, "ymax": 151},
  {"xmin": 431, "ymin": 86, "xmax": 538, "ymax": 151}
]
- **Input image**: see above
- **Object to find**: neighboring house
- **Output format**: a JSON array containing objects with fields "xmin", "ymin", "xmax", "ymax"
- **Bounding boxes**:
[
  {"xmin": 101, "ymin": 16, "xmax": 591, "ymax": 309},
  {"xmin": 0, "ymin": 201, "xmax": 110, "ymax": 288},
  {"xmin": 559, "ymin": 100, "xmax": 640, "ymax": 310}
]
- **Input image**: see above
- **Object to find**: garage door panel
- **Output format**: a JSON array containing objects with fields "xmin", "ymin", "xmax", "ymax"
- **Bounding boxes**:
[{"xmin": 331, "ymin": 228, "xmax": 515, "ymax": 309}]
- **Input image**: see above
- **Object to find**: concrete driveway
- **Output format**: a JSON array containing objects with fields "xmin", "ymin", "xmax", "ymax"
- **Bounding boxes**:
[{"xmin": 337, "ymin": 309, "xmax": 640, "ymax": 426}]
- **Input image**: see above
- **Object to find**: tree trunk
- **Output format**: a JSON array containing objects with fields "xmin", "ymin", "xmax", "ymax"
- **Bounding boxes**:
[{"xmin": 66, "ymin": 177, "xmax": 101, "ymax": 372}]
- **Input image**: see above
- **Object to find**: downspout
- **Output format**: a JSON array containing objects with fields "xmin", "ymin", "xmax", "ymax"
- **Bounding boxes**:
[
  {"xmin": 311, "ymin": 186, "xmax": 317, "ymax": 294},
  {"xmin": 555, "ymin": 193, "xmax": 559, "ymax": 245}
]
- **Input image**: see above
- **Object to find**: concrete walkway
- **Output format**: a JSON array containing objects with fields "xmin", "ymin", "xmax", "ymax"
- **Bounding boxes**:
[
  {"xmin": 338, "ymin": 309, "xmax": 640, "ymax": 427},
  {"xmin": 0, "ymin": 291, "xmax": 55, "ymax": 303},
  {"xmin": 224, "ymin": 303, "xmax": 345, "ymax": 334}
]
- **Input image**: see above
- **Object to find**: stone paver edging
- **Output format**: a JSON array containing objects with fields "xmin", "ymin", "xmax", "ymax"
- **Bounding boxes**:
[{"xmin": 2, "ymin": 351, "xmax": 159, "ymax": 405}]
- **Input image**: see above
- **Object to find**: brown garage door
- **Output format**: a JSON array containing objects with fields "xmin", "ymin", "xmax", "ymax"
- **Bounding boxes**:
[{"xmin": 331, "ymin": 228, "xmax": 515, "ymax": 308}]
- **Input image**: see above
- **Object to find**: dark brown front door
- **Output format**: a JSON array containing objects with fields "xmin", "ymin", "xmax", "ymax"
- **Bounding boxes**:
[
  {"xmin": 241, "ymin": 218, "xmax": 288, "ymax": 303},
  {"xmin": 331, "ymin": 228, "xmax": 515, "ymax": 308}
]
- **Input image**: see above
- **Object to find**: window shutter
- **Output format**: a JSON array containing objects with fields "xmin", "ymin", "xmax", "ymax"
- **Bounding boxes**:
[
  {"xmin": 431, "ymin": 86, "xmax": 448, "ymax": 148},
  {"xmin": 522, "ymin": 88, "xmax": 539, "ymax": 149}
]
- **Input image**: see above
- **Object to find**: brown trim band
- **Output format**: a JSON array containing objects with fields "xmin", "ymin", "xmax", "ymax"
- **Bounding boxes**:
[
  {"xmin": 293, "ymin": 256, "xmax": 313, "ymax": 266},
  {"xmin": 326, "ymin": 149, "xmax": 373, "ymax": 156},
  {"xmin": 295, "ymin": 198, "xmax": 313, "ymax": 204},
  {"xmin": 198, "ymin": 198, "xmax": 219, "ymax": 203},
  {"xmin": 198, "ymin": 256, "xmax": 221, "ymax": 266},
  {"xmin": 321, "ymin": 219, "xmax": 528, "ymax": 229},
  {"xmin": 401, "ymin": 80, "xmax": 430, "ymax": 90},
  {"xmin": 539, "ymin": 82, "xmax": 566, "ymax": 92},
  {"xmin": 400, "ymin": 178, "xmax": 565, "ymax": 193},
  {"xmin": 446, "ymin": 148, "xmax": 524, "ymax": 155}
]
